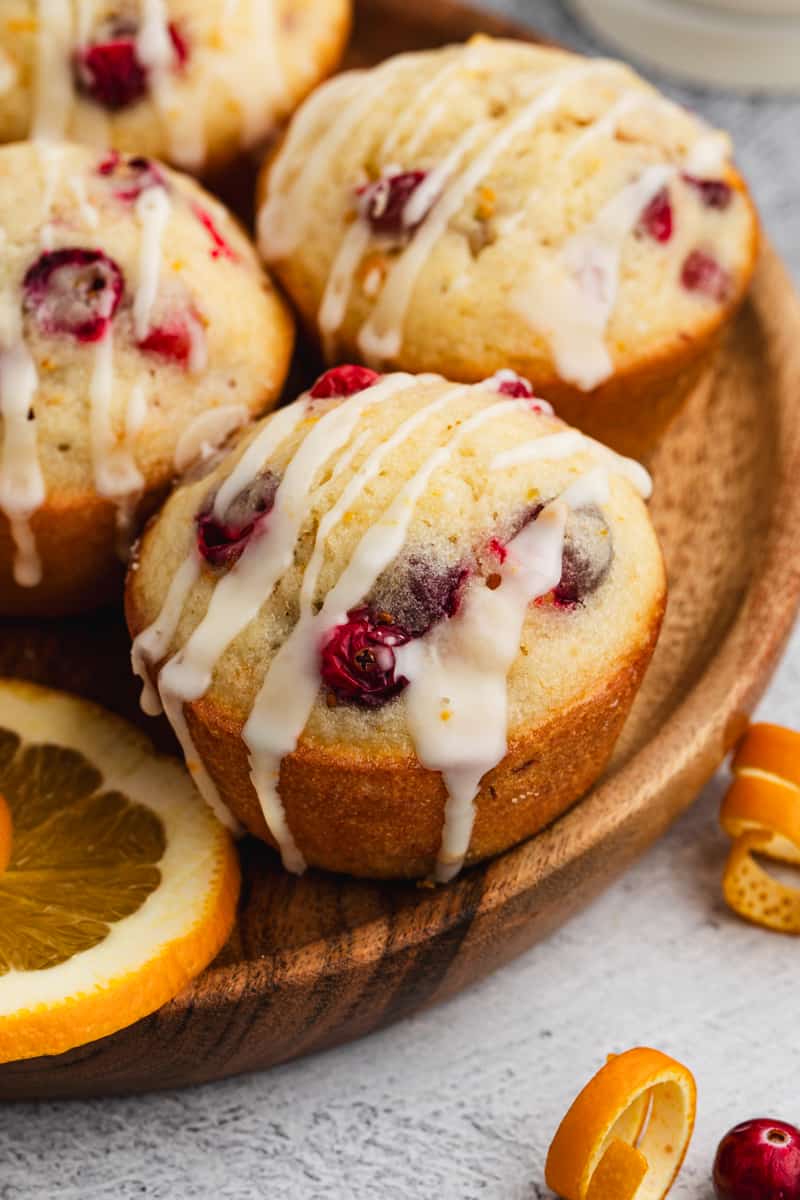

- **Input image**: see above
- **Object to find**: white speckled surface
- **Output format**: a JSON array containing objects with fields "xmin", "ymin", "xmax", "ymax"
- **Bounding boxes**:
[{"xmin": 2, "ymin": 4, "xmax": 799, "ymax": 1197}]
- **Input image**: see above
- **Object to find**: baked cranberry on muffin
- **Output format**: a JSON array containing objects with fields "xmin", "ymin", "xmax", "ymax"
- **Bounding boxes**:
[
  {"xmin": 258, "ymin": 37, "xmax": 759, "ymax": 457},
  {"xmin": 127, "ymin": 366, "xmax": 665, "ymax": 880},
  {"xmin": 0, "ymin": 140, "xmax": 294, "ymax": 616},
  {"xmin": 0, "ymin": 0, "xmax": 351, "ymax": 173}
]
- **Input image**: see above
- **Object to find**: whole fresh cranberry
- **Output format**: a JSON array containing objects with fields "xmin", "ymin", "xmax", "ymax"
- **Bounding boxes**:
[
  {"xmin": 97, "ymin": 151, "xmax": 167, "ymax": 202},
  {"xmin": 682, "ymin": 249, "xmax": 732, "ymax": 301},
  {"xmin": 320, "ymin": 607, "xmax": 410, "ymax": 707},
  {"xmin": 357, "ymin": 170, "xmax": 431, "ymax": 236},
  {"xmin": 683, "ymin": 173, "xmax": 733, "ymax": 210},
  {"xmin": 638, "ymin": 187, "xmax": 674, "ymax": 243},
  {"xmin": 309, "ymin": 365, "xmax": 380, "ymax": 399},
  {"xmin": 23, "ymin": 249, "xmax": 124, "ymax": 342},
  {"xmin": 74, "ymin": 21, "xmax": 187, "ymax": 111},
  {"xmin": 196, "ymin": 472, "xmax": 278, "ymax": 567},
  {"xmin": 371, "ymin": 559, "xmax": 468, "ymax": 639},
  {"xmin": 713, "ymin": 1119, "xmax": 800, "ymax": 1200}
]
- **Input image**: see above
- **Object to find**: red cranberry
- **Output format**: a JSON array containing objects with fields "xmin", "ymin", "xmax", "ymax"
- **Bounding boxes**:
[
  {"xmin": 638, "ymin": 187, "xmax": 674, "ymax": 243},
  {"xmin": 681, "ymin": 249, "xmax": 732, "ymax": 301},
  {"xmin": 502, "ymin": 503, "xmax": 612, "ymax": 608},
  {"xmin": 683, "ymin": 173, "xmax": 733, "ymax": 210},
  {"xmin": 97, "ymin": 151, "xmax": 167, "ymax": 202},
  {"xmin": 309, "ymin": 365, "xmax": 380, "ymax": 400},
  {"xmin": 488, "ymin": 369, "xmax": 535, "ymax": 399},
  {"xmin": 489, "ymin": 537, "xmax": 508, "ymax": 564},
  {"xmin": 714, "ymin": 1120, "xmax": 800, "ymax": 1200},
  {"xmin": 23, "ymin": 249, "xmax": 123, "ymax": 343},
  {"xmin": 196, "ymin": 472, "xmax": 278, "ymax": 568},
  {"xmin": 74, "ymin": 21, "xmax": 187, "ymax": 111},
  {"xmin": 320, "ymin": 607, "xmax": 410, "ymax": 708},
  {"xmin": 138, "ymin": 319, "xmax": 193, "ymax": 366},
  {"xmin": 371, "ymin": 560, "xmax": 468, "ymax": 639},
  {"xmin": 191, "ymin": 203, "xmax": 238, "ymax": 262},
  {"xmin": 357, "ymin": 171, "xmax": 431, "ymax": 236}
]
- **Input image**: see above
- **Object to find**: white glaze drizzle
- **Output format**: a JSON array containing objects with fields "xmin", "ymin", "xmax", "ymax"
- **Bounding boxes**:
[
  {"xmin": 242, "ymin": 383, "xmax": 475, "ymax": 871},
  {"xmin": 32, "ymin": 0, "xmax": 74, "ymax": 142},
  {"xmin": 172, "ymin": 404, "xmax": 250, "ymax": 475},
  {"xmin": 357, "ymin": 62, "xmax": 610, "ymax": 365},
  {"xmin": 399, "ymin": 501, "xmax": 568, "ymax": 881},
  {"xmin": 35, "ymin": 142, "xmax": 65, "ymax": 250},
  {"xmin": 492, "ymin": 429, "xmax": 653, "ymax": 499},
  {"xmin": 260, "ymin": 60, "xmax": 418, "ymax": 259},
  {"xmin": 563, "ymin": 91, "xmax": 645, "ymax": 162},
  {"xmin": 67, "ymin": 173, "xmax": 99, "ymax": 229},
  {"xmin": 513, "ymin": 163, "xmax": 674, "ymax": 391},
  {"xmin": 133, "ymin": 185, "xmax": 171, "ymax": 341},
  {"xmin": 216, "ymin": 0, "xmax": 287, "ymax": 148},
  {"xmin": 0, "ymin": 341, "xmax": 44, "ymax": 588}
]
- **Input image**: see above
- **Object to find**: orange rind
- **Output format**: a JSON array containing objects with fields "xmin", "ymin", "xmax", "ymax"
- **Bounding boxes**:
[
  {"xmin": 720, "ymin": 723, "xmax": 800, "ymax": 932},
  {"xmin": 0, "ymin": 794, "xmax": 10, "ymax": 875},
  {"xmin": 545, "ymin": 1047, "xmax": 697, "ymax": 1200},
  {"xmin": 0, "ymin": 680, "xmax": 241, "ymax": 1063}
]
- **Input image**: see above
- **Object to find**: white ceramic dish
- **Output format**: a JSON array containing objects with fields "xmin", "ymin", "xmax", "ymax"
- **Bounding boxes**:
[{"xmin": 567, "ymin": 0, "xmax": 800, "ymax": 92}]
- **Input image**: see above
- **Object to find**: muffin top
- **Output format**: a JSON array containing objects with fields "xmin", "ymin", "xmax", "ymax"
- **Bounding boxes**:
[
  {"xmin": 0, "ymin": 0, "xmax": 350, "ymax": 172},
  {"xmin": 258, "ymin": 37, "xmax": 758, "ymax": 390},
  {"xmin": 0, "ymin": 140, "xmax": 293, "ymax": 586},
  {"xmin": 128, "ymin": 365, "xmax": 665, "ymax": 877}
]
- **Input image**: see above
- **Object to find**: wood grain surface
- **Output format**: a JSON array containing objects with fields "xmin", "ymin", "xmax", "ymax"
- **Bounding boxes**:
[{"xmin": 1, "ymin": 0, "xmax": 800, "ymax": 1100}]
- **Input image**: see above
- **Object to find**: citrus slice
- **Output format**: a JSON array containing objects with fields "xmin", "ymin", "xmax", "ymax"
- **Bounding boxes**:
[
  {"xmin": 720, "ymin": 724, "xmax": 800, "ymax": 933},
  {"xmin": 545, "ymin": 1047, "xmax": 697, "ymax": 1200},
  {"xmin": 0, "ymin": 680, "xmax": 240, "ymax": 1063},
  {"xmin": 0, "ymin": 794, "xmax": 10, "ymax": 875}
]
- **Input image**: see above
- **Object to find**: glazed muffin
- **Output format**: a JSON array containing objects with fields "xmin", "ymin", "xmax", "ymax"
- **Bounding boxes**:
[
  {"xmin": 0, "ymin": 140, "xmax": 294, "ymax": 616},
  {"xmin": 127, "ymin": 364, "xmax": 666, "ymax": 881},
  {"xmin": 257, "ymin": 37, "xmax": 759, "ymax": 457},
  {"xmin": 0, "ymin": 0, "xmax": 351, "ymax": 174}
]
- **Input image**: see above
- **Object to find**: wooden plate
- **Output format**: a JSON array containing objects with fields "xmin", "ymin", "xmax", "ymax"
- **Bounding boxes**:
[{"xmin": 2, "ymin": 0, "xmax": 800, "ymax": 1100}]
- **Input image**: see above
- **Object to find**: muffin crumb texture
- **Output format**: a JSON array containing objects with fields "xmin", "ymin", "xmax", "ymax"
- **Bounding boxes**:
[
  {"xmin": 128, "ymin": 368, "xmax": 666, "ymax": 880},
  {"xmin": 0, "ymin": 140, "xmax": 293, "ymax": 614},
  {"xmin": 259, "ymin": 37, "xmax": 758, "ymax": 453},
  {"xmin": 0, "ymin": 0, "xmax": 351, "ymax": 173}
]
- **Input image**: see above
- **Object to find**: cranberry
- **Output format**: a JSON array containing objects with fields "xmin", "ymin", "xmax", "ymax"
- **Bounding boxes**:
[
  {"xmin": 488, "ymin": 369, "xmax": 535, "ymax": 399},
  {"xmin": 681, "ymin": 249, "xmax": 732, "ymax": 301},
  {"xmin": 371, "ymin": 559, "xmax": 468, "ymax": 639},
  {"xmin": 97, "ymin": 151, "xmax": 167, "ymax": 202},
  {"xmin": 357, "ymin": 170, "xmax": 432, "ymax": 236},
  {"xmin": 638, "ymin": 187, "xmax": 674, "ymax": 243},
  {"xmin": 309, "ymin": 365, "xmax": 380, "ymax": 400},
  {"xmin": 196, "ymin": 472, "xmax": 278, "ymax": 568},
  {"xmin": 488, "ymin": 537, "xmax": 508, "ymax": 564},
  {"xmin": 23, "ymin": 249, "xmax": 123, "ymax": 343},
  {"xmin": 191, "ymin": 203, "xmax": 238, "ymax": 262},
  {"xmin": 74, "ymin": 21, "xmax": 187, "ymax": 111},
  {"xmin": 138, "ymin": 319, "xmax": 193, "ymax": 366},
  {"xmin": 320, "ymin": 607, "xmax": 410, "ymax": 707},
  {"xmin": 713, "ymin": 1119, "xmax": 800, "ymax": 1200},
  {"xmin": 683, "ymin": 173, "xmax": 733, "ymax": 210}
]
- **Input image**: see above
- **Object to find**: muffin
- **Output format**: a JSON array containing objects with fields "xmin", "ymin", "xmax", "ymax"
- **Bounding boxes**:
[
  {"xmin": 257, "ymin": 37, "xmax": 759, "ymax": 457},
  {"xmin": 127, "ymin": 364, "xmax": 666, "ymax": 881},
  {"xmin": 0, "ymin": 0, "xmax": 351, "ymax": 174},
  {"xmin": 0, "ymin": 140, "xmax": 294, "ymax": 616}
]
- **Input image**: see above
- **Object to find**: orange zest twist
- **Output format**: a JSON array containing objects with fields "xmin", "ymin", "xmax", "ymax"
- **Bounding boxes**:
[
  {"xmin": 545, "ymin": 1047, "xmax": 697, "ymax": 1200},
  {"xmin": 720, "ymin": 723, "xmax": 800, "ymax": 933},
  {"xmin": 0, "ymin": 794, "xmax": 10, "ymax": 875}
]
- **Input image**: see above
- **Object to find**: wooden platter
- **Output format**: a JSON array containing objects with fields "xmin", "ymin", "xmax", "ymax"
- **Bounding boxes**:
[{"xmin": 2, "ymin": 0, "xmax": 800, "ymax": 1100}]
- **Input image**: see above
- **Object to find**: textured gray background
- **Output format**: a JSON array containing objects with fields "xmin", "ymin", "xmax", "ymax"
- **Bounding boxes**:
[{"xmin": 2, "ymin": 3, "xmax": 799, "ymax": 1197}]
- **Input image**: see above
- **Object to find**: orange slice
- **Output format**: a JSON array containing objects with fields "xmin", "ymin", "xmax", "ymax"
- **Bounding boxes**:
[
  {"xmin": 545, "ymin": 1047, "xmax": 697, "ymax": 1200},
  {"xmin": 0, "ymin": 680, "xmax": 240, "ymax": 1063},
  {"xmin": 0, "ymin": 794, "xmax": 10, "ymax": 875},
  {"xmin": 720, "ymin": 724, "xmax": 800, "ymax": 932}
]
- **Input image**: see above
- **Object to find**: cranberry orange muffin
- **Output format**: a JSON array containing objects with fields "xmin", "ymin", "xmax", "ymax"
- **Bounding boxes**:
[
  {"xmin": 258, "ymin": 37, "xmax": 759, "ymax": 457},
  {"xmin": 127, "ymin": 365, "xmax": 666, "ymax": 880},
  {"xmin": 0, "ymin": 140, "xmax": 293, "ymax": 616},
  {"xmin": 0, "ymin": 0, "xmax": 351, "ymax": 174}
]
